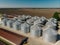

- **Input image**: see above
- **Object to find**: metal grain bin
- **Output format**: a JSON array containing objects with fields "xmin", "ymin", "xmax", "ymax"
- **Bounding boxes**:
[
  {"xmin": 21, "ymin": 22, "xmax": 30, "ymax": 33},
  {"xmin": 26, "ymin": 19, "xmax": 34, "ymax": 26},
  {"xmin": 31, "ymin": 16, "xmax": 40, "ymax": 21},
  {"xmin": 7, "ymin": 19, "xmax": 14, "ymax": 28},
  {"xmin": 30, "ymin": 25, "xmax": 42, "ymax": 37},
  {"xmin": 43, "ymin": 28, "xmax": 57, "ymax": 43},
  {"xmin": 2, "ymin": 18, "xmax": 9, "ymax": 26},
  {"xmin": 40, "ymin": 16, "xmax": 48, "ymax": 25},
  {"xmin": 34, "ymin": 19, "xmax": 42, "ymax": 25},
  {"xmin": 48, "ymin": 18, "xmax": 57, "ymax": 24},
  {"xmin": 45, "ymin": 21, "xmax": 57, "ymax": 30},
  {"xmin": 34, "ymin": 16, "xmax": 47, "ymax": 25},
  {"xmin": 21, "ymin": 15, "xmax": 27, "ymax": 21},
  {"xmin": 17, "ymin": 15, "xmax": 26, "ymax": 23},
  {"xmin": 25, "ymin": 15, "xmax": 31, "ymax": 19},
  {"xmin": 13, "ymin": 21, "xmax": 21, "ymax": 30}
]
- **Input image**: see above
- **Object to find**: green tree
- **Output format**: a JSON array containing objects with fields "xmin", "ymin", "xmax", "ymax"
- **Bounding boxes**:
[{"xmin": 53, "ymin": 12, "xmax": 60, "ymax": 21}]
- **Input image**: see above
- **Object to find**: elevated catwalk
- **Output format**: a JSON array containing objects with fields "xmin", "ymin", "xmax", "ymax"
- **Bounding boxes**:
[{"xmin": 0, "ymin": 28, "xmax": 28, "ymax": 45}]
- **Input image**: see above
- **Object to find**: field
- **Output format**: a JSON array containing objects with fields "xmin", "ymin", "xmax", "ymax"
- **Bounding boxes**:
[{"xmin": 0, "ymin": 8, "xmax": 60, "ymax": 18}]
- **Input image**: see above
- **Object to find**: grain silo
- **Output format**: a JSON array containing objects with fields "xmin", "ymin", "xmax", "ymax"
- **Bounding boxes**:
[
  {"xmin": 43, "ymin": 28, "xmax": 57, "ymax": 43},
  {"xmin": 13, "ymin": 21, "xmax": 21, "ymax": 30},
  {"xmin": 48, "ymin": 18, "xmax": 57, "ymax": 24},
  {"xmin": 30, "ymin": 24, "xmax": 42, "ymax": 37},
  {"xmin": 21, "ymin": 15, "xmax": 27, "ymax": 21},
  {"xmin": 25, "ymin": 15, "xmax": 31, "ymax": 19},
  {"xmin": 21, "ymin": 22, "xmax": 30, "ymax": 33},
  {"xmin": 17, "ymin": 15, "xmax": 27, "ymax": 23},
  {"xmin": 26, "ymin": 18, "xmax": 34, "ymax": 26},
  {"xmin": 40, "ymin": 16, "xmax": 48, "ymax": 25},
  {"xmin": 2, "ymin": 18, "xmax": 9, "ymax": 26},
  {"xmin": 34, "ymin": 16, "xmax": 47, "ymax": 25},
  {"xmin": 31, "ymin": 16, "xmax": 40, "ymax": 21},
  {"xmin": 45, "ymin": 21, "xmax": 57, "ymax": 30},
  {"xmin": 34, "ymin": 19, "xmax": 42, "ymax": 25},
  {"xmin": 7, "ymin": 19, "xmax": 15, "ymax": 28}
]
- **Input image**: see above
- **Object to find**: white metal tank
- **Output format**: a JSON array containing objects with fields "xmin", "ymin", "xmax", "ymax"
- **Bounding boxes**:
[
  {"xmin": 2, "ymin": 18, "xmax": 9, "ymax": 26},
  {"xmin": 45, "ymin": 21, "xmax": 57, "ymax": 30},
  {"xmin": 17, "ymin": 15, "xmax": 26, "ymax": 23},
  {"xmin": 31, "ymin": 16, "xmax": 40, "ymax": 21},
  {"xmin": 48, "ymin": 18, "xmax": 57, "ymax": 24},
  {"xmin": 21, "ymin": 22, "xmax": 30, "ymax": 33},
  {"xmin": 25, "ymin": 15, "xmax": 31, "ymax": 19},
  {"xmin": 34, "ymin": 19, "xmax": 42, "ymax": 25},
  {"xmin": 26, "ymin": 18, "xmax": 34, "ymax": 26},
  {"xmin": 43, "ymin": 28, "xmax": 57, "ymax": 43},
  {"xmin": 30, "ymin": 24, "xmax": 42, "ymax": 37},
  {"xmin": 40, "ymin": 16, "xmax": 48, "ymax": 25},
  {"xmin": 7, "ymin": 19, "xmax": 14, "ymax": 28},
  {"xmin": 13, "ymin": 21, "xmax": 21, "ymax": 30}
]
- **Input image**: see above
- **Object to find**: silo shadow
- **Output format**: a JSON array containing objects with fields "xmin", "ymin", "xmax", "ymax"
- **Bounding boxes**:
[{"xmin": 57, "ymin": 34, "xmax": 60, "ymax": 41}]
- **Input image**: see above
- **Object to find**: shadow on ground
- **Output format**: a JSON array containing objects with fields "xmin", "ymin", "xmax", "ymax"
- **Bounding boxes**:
[{"xmin": 57, "ymin": 34, "xmax": 60, "ymax": 41}]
